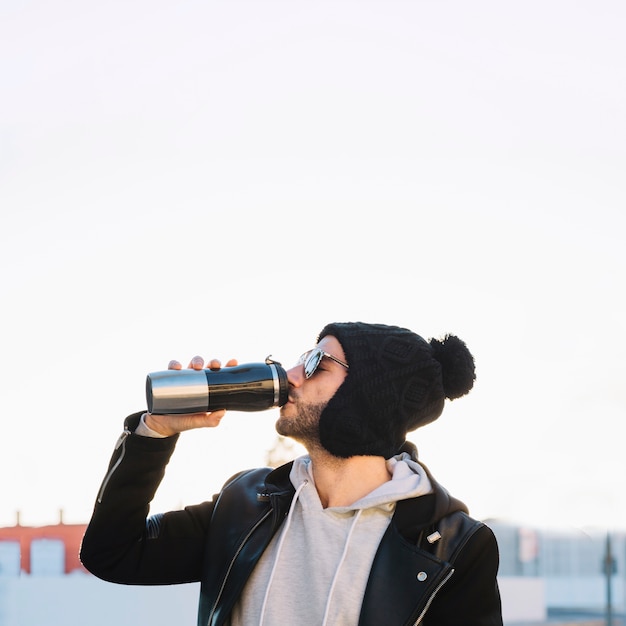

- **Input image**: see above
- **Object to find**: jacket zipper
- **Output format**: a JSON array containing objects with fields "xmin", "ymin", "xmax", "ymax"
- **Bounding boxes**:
[
  {"xmin": 97, "ymin": 428, "xmax": 131, "ymax": 503},
  {"xmin": 207, "ymin": 508, "xmax": 273, "ymax": 626},
  {"xmin": 413, "ymin": 568, "xmax": 455, "ymax": 626}
]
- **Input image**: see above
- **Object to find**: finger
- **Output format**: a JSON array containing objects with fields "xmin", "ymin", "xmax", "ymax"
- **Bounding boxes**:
[
  {"xmin": 208, "ymin": 358, "xmax": 222, "ymax": 370},
  {"xmin": 145, "ymin": 409, "xmax": 227, "ymax": 436},
  {"xmin": 168, "ymin": 360, "xmax": 182, "ymax": 370},
  {"xmin": 225, "ymin": 358, "xmax": 238, "ymax": 367},
  {"xmin": 201, "ymin": 409, "xmax": 227, "ymax": 427},
  {"xmin": 175, "ymin": 409, "xmax": 228, "ymax": 431},
  {"xmin": 188, "ymin": 355, "xmax": 205, "ymax": 370}
]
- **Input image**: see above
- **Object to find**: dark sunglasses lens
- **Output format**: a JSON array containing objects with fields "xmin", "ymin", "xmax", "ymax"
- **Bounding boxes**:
[{"xmin": 305, "ymin": 349, "xmax": 323, "ymax": 378}]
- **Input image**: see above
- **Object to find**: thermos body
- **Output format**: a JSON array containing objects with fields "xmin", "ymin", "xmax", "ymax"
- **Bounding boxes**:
[{"xmin": 146, "ymin": 361, "xmax": 289, "ymax": 414}]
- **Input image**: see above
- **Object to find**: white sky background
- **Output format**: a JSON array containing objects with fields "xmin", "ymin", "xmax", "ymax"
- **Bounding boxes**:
[{"xmin": 1, "ymin": 1, "xmax": 624, "ymax": 533}]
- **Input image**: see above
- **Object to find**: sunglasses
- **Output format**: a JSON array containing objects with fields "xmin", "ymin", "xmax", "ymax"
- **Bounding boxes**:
[{"xmin": 298, "ymin": 348, "xmax": 349, "ymax": 379}]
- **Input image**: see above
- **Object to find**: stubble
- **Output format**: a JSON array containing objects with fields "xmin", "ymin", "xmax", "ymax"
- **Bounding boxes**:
[{"xmin": 275, "ymin": 399, "xmax": 327, "ymax": 452}]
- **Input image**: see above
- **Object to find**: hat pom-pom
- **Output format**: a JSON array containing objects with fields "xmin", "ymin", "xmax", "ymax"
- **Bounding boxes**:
[{"xmin": 430, "ymin": 334, "xmax": 476, "ymax": 400}]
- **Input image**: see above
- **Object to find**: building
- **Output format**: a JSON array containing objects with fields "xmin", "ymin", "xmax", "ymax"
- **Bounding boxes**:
[
  {"xmin": 0, "ymin": 513, "xmax": 86, "ymax": 576},
  {"xmin": 489, "ymin": 518, "xmax": 624, "ymax": 618},
  {"xmin": 0, "ymin": 514, "xmax": 623, "ymax": 625}
]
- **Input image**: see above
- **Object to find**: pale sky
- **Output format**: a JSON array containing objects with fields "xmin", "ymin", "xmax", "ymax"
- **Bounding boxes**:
[{"xmin": 1, "ymin": 0, "xmax": 624, "ymax": 533}]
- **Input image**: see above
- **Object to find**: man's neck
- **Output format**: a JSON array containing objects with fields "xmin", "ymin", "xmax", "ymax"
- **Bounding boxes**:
[{"xmin": 307, "ymin": 449, "xmax": 392, "ymax": 508}]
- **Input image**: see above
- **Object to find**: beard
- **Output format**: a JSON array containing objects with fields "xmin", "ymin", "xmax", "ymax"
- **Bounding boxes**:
[{"xmin": 275, "ymin": 398, "xmax": 327, "ymax": 452}]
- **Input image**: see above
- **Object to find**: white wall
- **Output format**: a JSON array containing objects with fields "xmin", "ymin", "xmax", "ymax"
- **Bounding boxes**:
[
  {"xmin": 546, "ymin": 576, "xmax": 623, "ymax": 612},
  {"xmin": 0, "ymin": 574, "xmax": 199, "ymax": 626},
  {"xmin": 498, "ymin": 577, "xmax": 547, "ymax": 624}
]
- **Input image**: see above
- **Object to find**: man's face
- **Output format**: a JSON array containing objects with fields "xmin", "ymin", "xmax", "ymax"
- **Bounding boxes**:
[{"xmin": 275, "ymin": 335, "xmax": 348, "ymax": 452}]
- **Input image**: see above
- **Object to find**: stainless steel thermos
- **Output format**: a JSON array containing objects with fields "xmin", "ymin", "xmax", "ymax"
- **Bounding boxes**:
[{"xmin": 146, "ymin": 357, "xmax": 289, "ymax": 414}]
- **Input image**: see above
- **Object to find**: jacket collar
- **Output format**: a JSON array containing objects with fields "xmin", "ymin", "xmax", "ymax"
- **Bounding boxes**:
[{"xmin": 262, "ymin": 460, "xmax": 295, "ymax": 496}]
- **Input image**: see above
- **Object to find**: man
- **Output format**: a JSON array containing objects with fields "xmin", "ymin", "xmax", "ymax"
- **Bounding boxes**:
[{"xmin": 81, "ymin": 322, "xmax": 503, "ymax": 625}]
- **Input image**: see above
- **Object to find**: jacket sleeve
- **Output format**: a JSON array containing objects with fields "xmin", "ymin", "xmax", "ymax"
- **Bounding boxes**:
[
  {"xmin": 80, "ymin": 413, "xmax": 217, "ymax": 585},
  {"xmin": 424, "ymin": 523, "xmax": 503, "ymax": 626}
]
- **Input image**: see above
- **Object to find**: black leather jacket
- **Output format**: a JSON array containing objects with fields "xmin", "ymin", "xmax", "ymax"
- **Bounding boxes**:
[{"xmin": 81, "ymin": 413, "xmax": 502, "ymax": 626}]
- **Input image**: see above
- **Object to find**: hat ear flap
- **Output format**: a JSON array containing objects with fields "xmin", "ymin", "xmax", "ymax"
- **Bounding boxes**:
[
  {"xmin": 319, "ymin": 376, "xmax": 405, "ymax": 458},
  {"xmin": 318, "ymin": 387, "xmax": 359, "ymax": 458}
]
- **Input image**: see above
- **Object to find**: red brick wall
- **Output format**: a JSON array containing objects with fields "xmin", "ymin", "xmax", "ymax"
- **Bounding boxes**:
[{"xmin": 0, "ymin": 523, "xmax": 88, "ymax": 574}]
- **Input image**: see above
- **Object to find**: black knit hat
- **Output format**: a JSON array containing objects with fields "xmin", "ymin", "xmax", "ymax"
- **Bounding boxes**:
[{"xmin": 317, "ymin": 322, "xmax": 476, "ymax": 458}]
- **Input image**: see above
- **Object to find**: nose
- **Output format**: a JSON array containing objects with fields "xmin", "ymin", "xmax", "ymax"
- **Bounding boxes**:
[{"xmin": 286, "ymin": 363, "xmax": 305, "ymax": 387}]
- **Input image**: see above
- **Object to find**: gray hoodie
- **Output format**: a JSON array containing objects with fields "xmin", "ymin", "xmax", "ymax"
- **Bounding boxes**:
[{"xmin": 229, "ymin": 453, "xmax": 433, "ymax": 626}]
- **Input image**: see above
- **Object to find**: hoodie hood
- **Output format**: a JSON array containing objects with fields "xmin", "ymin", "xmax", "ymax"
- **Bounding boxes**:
[
  {"xmin": 289, "ymin": 452, "xmax": 433, "ymax": 514},
  {"xmin": 260, "ymin": 440, "xmax": 470, "ymax": 536}
]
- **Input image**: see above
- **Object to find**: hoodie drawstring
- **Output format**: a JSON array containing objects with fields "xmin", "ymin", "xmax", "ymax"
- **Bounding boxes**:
[
  {"xmin": 259, "ymin": 479, "xmax": 309, "ymax": 626},
  {"xmin": 321, "ymin": 508, "xmax": 363, "ymax": 626}
]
